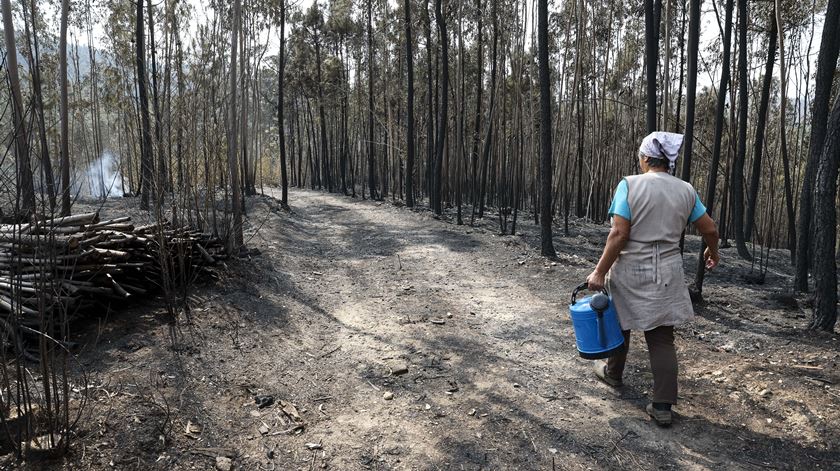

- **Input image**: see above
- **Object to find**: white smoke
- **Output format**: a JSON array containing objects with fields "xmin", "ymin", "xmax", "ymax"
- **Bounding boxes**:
[{"xmin": 80, "ymin": 151, "xmax": 123, "ymax": 199}]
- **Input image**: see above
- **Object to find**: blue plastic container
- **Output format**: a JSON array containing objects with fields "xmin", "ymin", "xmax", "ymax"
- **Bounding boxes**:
[{"xmin": 569, "ymin": 283, "xmax": 626, "ymax": 359}]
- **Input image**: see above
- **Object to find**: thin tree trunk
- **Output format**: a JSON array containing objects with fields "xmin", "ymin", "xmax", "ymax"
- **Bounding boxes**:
[
  {"xmin": 367, "ymin": 0, "xmax": 377, "ymax": 199},
  {"xmin": 137, "ymin": 0, "xmax": 155, "ymax": 210},
  {"xmin": 2, "ymin": 0, "xmax": 36, "ymax": 215},
  {"xmin": 24, "ymin": 0, "xmax": 57, "ymax": 210},
  {"xmin": 314, "ymin": 30, "xmax": 331, "ymax": 193},
  {"xmin": 730, "ymin": 0, "xmax": 751, "ymax": 260},
  {"xmin": 538, "ymin": 0, "xmax": 556, "ymax": 257},
  {"xmin": 60, "ymin": 0, "xmax": 71, "ymax": 216},
  {"xmin": 694, "ymin": 0, "xmax": 733, "ymax": 294},
  {"xmin": 680, "ymin": 0, "xmax": 701, "ymax": 182},
  {"xmin": 147, "ymin": 0, "xmax": 166, "ymax": 197},
  {"xmin": 278, "ymin": 0, "xmax": 289, "ymax": 207},
  {"xmin": 776, "ymin": 0, "xmax": 796, "ymax": 263},
  {"xmin": 405, "ymin": 0, "xmax": 416, "ymax": 207},
  {"xmin": 662, "ymin": 0, "xmax": 672, "ymax": 129},
  {"xmin": 744, "ymin": 11, "xmax": 777, "ymax": 241},
  {"xmin": 469, "ymin": 0, "xmax": 483, "ymax": 223},
  {"xmin": 478, "ymin": 0, "xmax": 499, "ymax": 219},
  {"xmin": 644, "ymin": 0, "xmax": 658, "ymax": 133},
  {"xmin": 455, "ymin": 0, "xmax": 465, "ymax": 224},
  {"xmin": 228, "ymin": 0, "xmax": 244, "ymax": 251},
  {"xmin": 433, "ymin": 0, "xmax": 449, "ymax": 216}
]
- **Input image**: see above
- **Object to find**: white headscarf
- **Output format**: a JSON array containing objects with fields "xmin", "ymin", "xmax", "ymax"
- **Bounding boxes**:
[{"xmin": 639, "ymin": 132, "xmax": 685, "ymax": 171}]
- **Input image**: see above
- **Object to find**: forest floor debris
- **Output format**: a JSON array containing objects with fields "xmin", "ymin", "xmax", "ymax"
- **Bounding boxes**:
[
  {"xmin": 0, "ymin": 209, "xmax": 225, "ymax": 359},
  {"xmin": 5, "ymin": 188, "xmax": 838, "ymax": 470}
]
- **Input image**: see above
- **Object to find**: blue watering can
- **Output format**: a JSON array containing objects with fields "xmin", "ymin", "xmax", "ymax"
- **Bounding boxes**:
[{"xmin": 568, "ymin": 282, "xmax": 626, "ymax": 359}]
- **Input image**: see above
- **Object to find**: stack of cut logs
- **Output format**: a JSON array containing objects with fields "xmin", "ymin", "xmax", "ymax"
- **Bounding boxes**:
[{"xmin": 0, "ymin": 212, "xmax": 226, "ymax": 331}]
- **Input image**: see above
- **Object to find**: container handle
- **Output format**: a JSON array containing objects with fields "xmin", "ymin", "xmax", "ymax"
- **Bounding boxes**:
[
  {"xmin": 570, "ymin": 282, "xmax": 609, "ymax": 305},
  {"xmin": 596, "ymin": 312, "xmax": 607, "ymax": 347}
]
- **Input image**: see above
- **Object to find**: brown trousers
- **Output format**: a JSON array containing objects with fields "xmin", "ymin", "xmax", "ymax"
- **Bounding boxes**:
[{"xmin": 606, "ymin": 326, "xmax": 678, "ymax": 404}]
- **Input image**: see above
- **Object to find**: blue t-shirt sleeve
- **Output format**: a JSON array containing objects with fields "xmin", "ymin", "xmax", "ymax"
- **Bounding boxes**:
[
  {"xmin": 608, "ymin": 179, "xmax": 631, "ymax": 221},
  {"xmin": 689, "ymin": 193, "xmax": 707, "ymax": 223}
]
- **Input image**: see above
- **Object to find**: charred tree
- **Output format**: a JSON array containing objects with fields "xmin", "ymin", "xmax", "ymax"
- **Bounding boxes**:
[
  {"xmin": 60, "ymin": 0, "xmax": 71, "ymax": 216},
  {"xmin": 278, "ymin": 0, "xmax": 289, "ymax": 207},
  {"xmin": 537, "ymin": 0, "xmax": 556, "ymax": 257},
  {"xmin": 644, "ymin": 0, "xmax": 658, "ymax": 133},
  {"xmin": 136, "ymin": 0, "xmax": 155, "ymax": 210},
  {"xmin": 694, "ymin": 0, "xmax": 733, "ymax": 294},
  {"xmin": 731, "ymin": 0, "xmax": 751, "ymax": 260},
  {"xmin": 24, "ymin": 0, "xmax": 56, "ymax": 210},
  {"xmin": 810, "ymin": 94, "xmax": 840, "ymax": 331},
  {"xmin": 478, "ymin": 0, "xmax": 499, "ymax": 219},
  {"xmin": 744, "ymin": 11, "xmax": 777, "ymax": 241},
  {"xmin": 367, "ymin": 0, "xmax": 377, "ymax": 199},
  {"xmin": 433, "ymin": 0, "xmax": 449, "ymax": 215},
  {"xmin": 680, "ymin": 0, "xmax": 701, "ymax": 182},
  {"xmin": 794, "ymin": 0, "xmax": 840, "ymax": 292},
  {"xmin": 405, "ymin": 0, "xmax": 416, "ymax": 207},
  {"xmin": 227, "ymin": 0, "xmax": 244, "ymax": 251}
]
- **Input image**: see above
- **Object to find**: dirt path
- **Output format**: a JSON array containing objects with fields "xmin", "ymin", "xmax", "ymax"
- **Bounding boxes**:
[{"xmin": 38, "ymin": 189, "xmax": 839, "ymax": 470}]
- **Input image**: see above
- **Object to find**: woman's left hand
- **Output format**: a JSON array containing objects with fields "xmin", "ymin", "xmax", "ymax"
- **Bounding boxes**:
[{"xmin": 587, "ymin": 270, "xmax": 606, "ymax": 291}]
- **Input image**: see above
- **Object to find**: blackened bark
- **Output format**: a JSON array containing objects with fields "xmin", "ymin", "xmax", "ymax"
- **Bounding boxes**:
[
  {"xmin": 314, "ymin": 29, "xmax": 331, "ymax": 193},
  {"xmin": 744, "ymin": 11, "xmax": 777, "ymax": 241},
  {"xmin": 538, "ymin": 0, "xmax": 556, "ymax": 257},
  {"xmin": 278, "ymin": 0, "xmax": 289, "ymax": 207},
  {"xmin": 405, "ymin": 0, "xmax": 416, "ymax": 207},
  {"xmin": 136, "ymin": 0, "xmax": 155, "ymax": 210},
  {"xmin": 2, "ymin": 0, "xmax": 36, "ymax": 215},
  {"xmin": 731, "ymin": 0, "xmax": 751, "ymax": 260},
  {"xmin": 478, "ymin": 0, "xmax": 498, "ymax": 219},
  {"xmin": 228, "ymin": 0, "xmax": 244, "ymax": 250},
  {"xmin": 810, "ymin": 94, "xmax": 840, "ymax": 331},
  {"xmin": 680, "ymin": 0, "xmax": 701, "ymax": 182},
  {"xmin": 433, "ymin": 0, "xmax": 448, "ymax": 215},
  {"xmin": 795, "ymin": 0, "xmax": 840, "ymax": 292},
  {"xmin": 60, "ymin": 0, "xmax": 71, "ymax": 216},
  {"xmin": 694, "ymin": 0, "xmax": 733, "ymax": 293},
  {"xmin": 25, "ymin": 0, "xmax": 56, "ymax": 210},
  {"xmin": 644, "ymin": 0, "xmax": 658, "ymax": 133},
  {"xmin": 776, "ymin": 0, "xmax": 796, "ymax": 263},
  {"xmin": 469, "ymin": 0, "xmax": 483, "ymax": 223},
  {"xmin": 147, "ymin": 0, "xmax": 166, "ymax": 196},
  {"xmin": 367, "ymin": 0, "xmax": 377, "ymax": 199}
]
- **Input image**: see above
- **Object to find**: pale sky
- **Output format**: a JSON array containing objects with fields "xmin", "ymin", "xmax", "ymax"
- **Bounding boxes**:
[{"xmin": 31, "ymin": 0, "xmax": 825, "ymax": 98}]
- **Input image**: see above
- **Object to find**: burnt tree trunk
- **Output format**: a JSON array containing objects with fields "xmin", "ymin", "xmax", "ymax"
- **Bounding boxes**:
[
  {"xmin": 795, "ymin": 0, "xmax": 840, "ymax": 292},
  {"xmin": 60, "ymin": 0, "xmax": 71, "ymax": 216},
  {"xmin": 731, "ymin": 0, "xmax": 751, "ymax": 260},
  {"xmin": 538, "ymin": 0, "xmax": 556, "ymax": 257},
  {"xmin": 644, "ymin": 0, "xmax": 658, "ymax": 133},
  {"xmin": 227, "ymin": 0, "xmax": 244, "ymax": 251},
  {"xmin": 478, "ymin": 0, "xmax": 499, "ymax": 219},
  {"xmin": 136, "ymin": 0, "xmax": 155, "ymax": 210},
  {"xmin": 433, "ymin": 0, "xmax": 449, "ymax": 215},
  {"xmin": 469, "ymin": 0, "xmax": 483, "ymax": 223},
  {"xmin": 680, "ymin": 0, "xmax": 701, "ymax": 182},
  {"xmin": 810, "ymin": 93, "xmax": 840, "ymax": 331},
  {"xmin": 278, "ymin": 0, "xmax": 289, "ymax": 207},
  {"xmin": 744, "ymin": 11, "xmax": 777, "ymax": 241},
  {"xmin": 405, "ymin": 0, "xmax": 416, "ymax": 207},
  {"xmin": 367, "ymin": 0, "xmax": 377, "ymax": 199},
  {"xmin": 694, "ymin": 0, "xmax": 733, "ymax": 294}
]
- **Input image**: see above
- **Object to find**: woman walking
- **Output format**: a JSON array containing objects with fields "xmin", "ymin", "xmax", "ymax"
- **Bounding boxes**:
[{"xmin": 586, "ymin": 132, "xmax": 720, "ymax": 426}]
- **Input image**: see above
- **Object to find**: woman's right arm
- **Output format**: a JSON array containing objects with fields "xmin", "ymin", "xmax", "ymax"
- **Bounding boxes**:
[{"xmin": 693, "ymin": 214, "xmax": 720, "ymax": 269}]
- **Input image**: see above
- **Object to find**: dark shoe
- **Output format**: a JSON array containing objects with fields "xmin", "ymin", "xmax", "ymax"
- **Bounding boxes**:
[
  {"xmin": 646, "ymin": 403, "xmax": 673, "ymax": 426},
  {"xmin": 593, "ymin": 360, "xmax": 623, "ymax": 387}
]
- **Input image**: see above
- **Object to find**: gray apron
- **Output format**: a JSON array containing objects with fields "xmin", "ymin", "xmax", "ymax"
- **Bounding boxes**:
[{"xmin": 606, "ymin": 172, "xmax": 698, "ymax": 331}]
